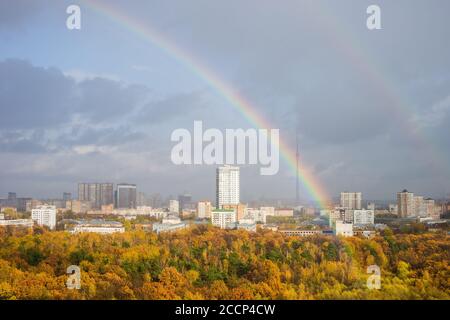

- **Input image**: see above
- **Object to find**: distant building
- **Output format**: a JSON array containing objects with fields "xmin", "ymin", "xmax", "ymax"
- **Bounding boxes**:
[
  {"xmin": 66, "ymin": 200, "xmax": 92, "ymax": 214},
  {"xmin": 116, "ymin": 184, "xmax": 137, "ymax": 209},
  {"xmin": 279, "ymin": 229, "xmax": 322, "ymax": 237},
  {"xmin": 197, "ymin": 201, "xmax": 212, "ymax": 219},
  {"xmin": 178, "ymin": 194, "xmax": 192, "ymax": 213},
  {"xmin": 397, "ymin": 189, "xmax": 414, "ymax": 218},
  {"xmin": 152, "ymin": 214, "xmax": 187, "ymax": 234},
  {"xmin": 211, "ymin": 208, "xmax": 236, "ymax": 229},
  {"xmin": 301, "ymin": 207, "xmax": 316, "ymax": 216},
  {"xmin": 0, "ymin": 219, "xmax": 34, "ymax": 228},
  {"xmin": 367, "ymin": 202, "xmax": 376, "ymax": 210},
  {"xmin": 353, "ymin": 209, "xmax": 375, "ymax": 225},
  {"xmin": 245, "ymin": 208, "xmax": 268, "ymax": 223},
  {"xmin": 71, "ymin": 220, "xmax": 124, "ymax": 234},
  {"xmin": 261, "ymin": 207, "xmax": 275, "ymax": 217},
  {"xmin": 78, "ymin": 183, "xmax": 114, "ymax": 209},
  {"xmin": 275, "ymin": 208, "xmax": 294, "ymax": 217},
  {"xmin": 216, "ymin": 165, "xmax": 240, "ymax": 208},
  {"xmin": 63, "ymin": 192, "xmax": 72, "ymax": 201},
  {"xmin": 414, "ymin": 196, "xmax": 425, "ymax": 217},
  {"xmin": 26, "ymin": 199, "xmax": 43, "ymax": 212},
  {"xmin": 169, "ymin": 200, "xmax": 179, "ymax": 213},
  {"xmin": 328, "ymin": 208, "xmax": 348, "ymax": 226},
  {"xmin": 340, "ymin": 192, "xmax": 362, "ymax": 210},
  {"xmin": 222, "ymin": 203, "xmax": 247, "ymax": 220},
  {"xmin": 31, "ymin": 205, "xmax": 56, "ymax": 230},
  {"xmin": 424, "ymin": 198, "xmax": 436, "ymax": 218},
  {"xmin": 334, "ymin": 220, "xmax": 353, "ymax": 237},
  {"xmin": 237, "ymin": 221, "xmax": 257, "ymax": 232},
  {"xmin": 137, "ymin": 192, "xmax": 147, "ymax": 207},
  {"xmin": 389, "ymin": 204, "xmax": 398, "ymax": 215}
]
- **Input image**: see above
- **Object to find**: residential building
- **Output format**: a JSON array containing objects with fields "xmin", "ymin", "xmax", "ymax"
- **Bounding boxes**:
[
  {"xmin": 78, "ymin": 183, "xmax": 114, "ymax": 209},
  {"xmin": 197, "ymin": 201, "xmax": 212, "ymax": 219},
  {"xmin": 328, "ymin": 208, "xmax": 347, "ymax": 226},
  {"xmin": 340, "ymin": 192, "xmax": 362, "ymax": 209},
  {"xmin": 222, "ymin": 203, "xmax": 247, "ymax": 220},
  {"xmin": 424, "ymin": 198, "xmax": 437, "ymax": 218},
  {"xmin": 31, "ymin": 205, "xmax": 56, "ymax": 230},
  {"xmin": 116, "ymin": 184, "xmax": 137, "ymax": 209},
  {"xmin": 353, "ymin": 209, "xmax": 375, "ymax": 225},
  {"xmin": 216, "ymin": 165, "xmax": 240, "ymax": 208},
  {"xmin": 389, "ymin": 204, "xmax": 398, "ymax": 215},
  {"xmin": 245, "ymin": 208, "xmax": 267, "ymax": 223},
  {"xmin": 211, "ymin": 208, "xmax": 237, "ymax": 229},
  {"xmin": 414, "ymin": 196, "xmax": 425, "ymax": 217},
  {"xmin": 26, "ymin": 199, "xmax": 43, "ymax": 212},
  {"xmin": 169, "ymin": 200, "xmax": 179, "ymax": 213},
  {"xmin": 397, "ymin": 189, "xmax": 414, "ymax": 218}
]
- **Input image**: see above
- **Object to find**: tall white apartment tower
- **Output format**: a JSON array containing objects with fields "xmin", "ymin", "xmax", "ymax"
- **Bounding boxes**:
[
  {"xmin": 216, "ymin": 165, "xmax": 240, "ymax": 208},
  {"xmin": 31, "ymin": 205, "xmax": 56, "ymax": 230},
  {"xmin": 340, "ymin": 192, "xmax": 362, "ymax": 210}
]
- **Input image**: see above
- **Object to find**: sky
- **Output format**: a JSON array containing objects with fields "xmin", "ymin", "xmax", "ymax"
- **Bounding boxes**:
[{"xmin": 0, "ymin": 0, "xmax": 449, "ymax": 203}]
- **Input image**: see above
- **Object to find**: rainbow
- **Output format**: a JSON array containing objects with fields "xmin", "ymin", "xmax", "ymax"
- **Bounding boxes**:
[
  {"xmin": 307, "ymin": 1, "xmax": 449, "ymax": 178},
  {"xmin": 81, "ymin": 0, "xmax": 332, "ymax": 208}
]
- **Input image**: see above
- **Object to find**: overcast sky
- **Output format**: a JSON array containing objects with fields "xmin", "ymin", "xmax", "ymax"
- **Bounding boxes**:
[{"xmin": 0, "ymin": 0, "xmax": 449, "ymax": 203}]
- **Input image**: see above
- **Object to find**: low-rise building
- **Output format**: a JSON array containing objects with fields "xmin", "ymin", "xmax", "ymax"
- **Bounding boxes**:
[
  {"xmin": 237, "ymin": 223, "xmax": 256, "ymax": 232},
  {"xmin": 279, "ymin": 229, "xmax": 322, "ymax": 237},
  {"xmin": 275, "ymin": 208, "xmax": 294, "ymax": 217},
  {"xmin": 0, "ymin": 219, "xmax": 34, "ymax": 228},
  {"xmin": 71, "ymin": 220, "xmax": 125, "ymax": 234},
  {"xmin": 152, "ymin": 215, "xmax": 187, "ymax": 234},
  {"xmin": 334, "ymin": 220, "xmax": 353, "ymax": 237}
]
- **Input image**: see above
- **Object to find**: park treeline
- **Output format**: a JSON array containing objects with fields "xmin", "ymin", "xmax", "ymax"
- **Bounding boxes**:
[{"xmin": 0, "ymin": 226, "xmax": 448, "ymax": 299}]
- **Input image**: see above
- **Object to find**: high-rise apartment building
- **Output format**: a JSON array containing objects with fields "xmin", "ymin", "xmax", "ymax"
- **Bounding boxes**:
[
  {"xmin": 340, "ymin": 192, "xmax": 362, "ymax": 210},
  {"xmin": 78, "ymin": 183, "xmax": 114, "ymax": 209},
  {"xmin": 216, "ymin": 165, "xmax": 240, "ymax": 208},
  {"xmin": 116, "ymin": 184, "xmax": 137, "ymax": 209},
  {"xmin": 397, "ymin": 189, "xmax": 414, "ymax": 218},
  {"xmin": 414, "ymin": 196, "xmax": 425, "ymax": 217},
  {"xmin": 31, "ymin": 205, "xmax": 56, "ymax": 230}
]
